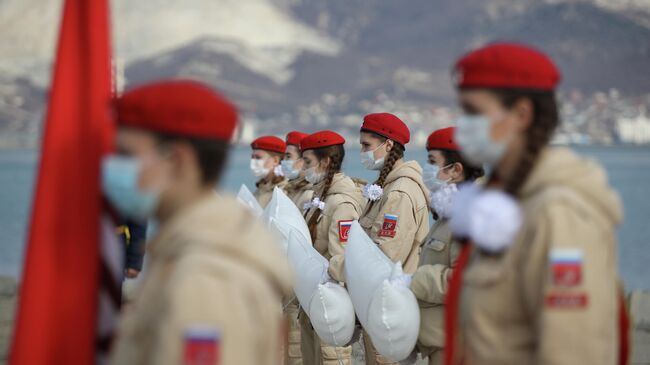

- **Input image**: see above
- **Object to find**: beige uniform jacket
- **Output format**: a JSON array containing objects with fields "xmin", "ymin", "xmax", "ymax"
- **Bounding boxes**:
[
  {"xmin": 304, "ymin": 173, "xmax": 366, "ymax": 282},
  {"xmin": 255, "ymin": 178, "xmax": 289, "ymax": 208},
  {"xmin": 110, "ymin": 195, "xmax": 293, "ymax": 365},
  {"xmin": 285, "ymin": 177, "xmax": 314, "ymax": 213},
  {"xmin": 459, "ymin": 147, "xmax": 623, "ymax": 365},
  {"xmin": 410, "ymin": 218, "xmax": 460, "ymax": 355},
  {"xmin": 359, "ymin": 160, "xmax": 430, "ymax": 274}
]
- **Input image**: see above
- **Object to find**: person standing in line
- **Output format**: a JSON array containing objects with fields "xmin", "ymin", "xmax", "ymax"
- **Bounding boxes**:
[
  {"xmin": 106, "ymin": 80, "xmax": 293, "ymax": 365},
  {"xmin": 282, "ymin": 131, "xmax": 314, "ymax": 212},
  {"xmin": 409, "ymin": 127, "xmax": 483, "ymax": 365},
  {"xmin": 251, "ymin": 136, "xmax": 288, "ymax": 208},
  {"xmin": 280, "ymin": 130, "xmax": 312, "ymax": 365},
  {"xmin": 444, "ymin": 42, "xmax": 626, "ymax": 365},
  {"xmin": 298, "ymin": 131, "xmax": 366, "ymax": 365},
  {"xmin": 356, "ymin": 113, "xmax": 430, "ymax": 365}
]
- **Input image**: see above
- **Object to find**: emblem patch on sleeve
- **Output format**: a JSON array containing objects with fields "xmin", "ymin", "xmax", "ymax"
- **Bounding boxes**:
[
  {"xmin": 549, "ymin": 248, "xmax": 583, "ymax": 287},
  {"xmin": 338, "ymin": 220, "xmax": 353, "ymax": 243},
  {"xmin": 545, "ymin": 292, "xmax": 588, "ymax": 309},
  {"xmin": 378, "ymin": 214, "xmax": 398, "ymax": 238},
  {"xmin": 184, "ymin": 326, "xmax": 220, "ymax": 365}
]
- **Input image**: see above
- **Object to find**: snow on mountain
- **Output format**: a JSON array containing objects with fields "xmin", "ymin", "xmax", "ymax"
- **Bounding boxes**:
[{"xmin": 0, "ymin": 0, "xmax": 340, "ymax": 86}]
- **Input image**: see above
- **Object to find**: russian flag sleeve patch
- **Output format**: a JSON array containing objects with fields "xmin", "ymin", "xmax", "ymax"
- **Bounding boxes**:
[
  {"xmin": 549, "ymin": 248, "xmax": 583, "ymax": 287},
  {"xmin": 378, "ymin": 214, "xmax": 398, "ymax": 238},
  {"xmin": 184, "ymin": 326, "xmax": 220, "ymax": 365},
  {"xmin": 338, "ymin": 220, "xmax": 353, "ymax": 243}
]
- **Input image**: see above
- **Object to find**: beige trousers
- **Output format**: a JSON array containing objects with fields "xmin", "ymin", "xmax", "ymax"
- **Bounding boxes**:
[
  {"xmin": 361, "ymin": 330, "xmax": 399, "ymax": 365},
  {"xmin": 285, "ymin": 299, "xmax": 303, "ymax": 365},
  {"xmin": 298, "ymin": 308, "xmax": 352, "ymax": 365}
]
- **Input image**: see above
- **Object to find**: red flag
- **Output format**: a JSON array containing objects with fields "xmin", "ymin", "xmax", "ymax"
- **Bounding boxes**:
[{"xmin": 10, "ymin": 0, "xmax": 113, "ymax": 363}]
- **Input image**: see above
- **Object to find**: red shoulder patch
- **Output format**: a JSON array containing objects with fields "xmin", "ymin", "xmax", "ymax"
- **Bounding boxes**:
[
  {"xmin": 545, "ymin": 292, "xmax": 588, "ymax": 309},
  {"xmin": 338, "ymin": 220, "xmax": 353, "ymax": 243},
  {"xmin": 184, "ymin": 326, "xmax": 220, "ymax": 365},
  {"xmin": 378, "ymin": 214, "xmax": 398, "ymax": 238}
]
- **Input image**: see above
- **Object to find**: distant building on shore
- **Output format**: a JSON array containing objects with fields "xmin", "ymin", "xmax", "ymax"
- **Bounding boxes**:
[{"xmin": 617, "ymin": 108, "xmax": 650, "ymax": 144}]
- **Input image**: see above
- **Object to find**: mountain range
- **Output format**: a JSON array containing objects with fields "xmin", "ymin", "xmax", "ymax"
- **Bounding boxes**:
[{"xmin": 0, "ymin": 0, "xmax": 649, "ymax": 146}]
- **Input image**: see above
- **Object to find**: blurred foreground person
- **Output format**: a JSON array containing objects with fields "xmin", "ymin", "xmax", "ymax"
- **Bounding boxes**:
[
  {"xmin": 251, "ymin": 136, "xmax": 288, "ymax": 207},
  {"xmin": 445, "ymin": 43, "xmax": 626, "ymax": 365},
  {"xmin": 106, "ymin": 80, "xmax": 292, "ymax": 365},
  {"xmin": 409, "ymin": 127, "xmax": 483, "ymax": 365}
]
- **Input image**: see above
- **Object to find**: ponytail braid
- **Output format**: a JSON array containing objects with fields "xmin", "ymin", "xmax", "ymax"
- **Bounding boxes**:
[
  {"xmin": 374, "ymin": 142, "xmax": 405, "ymax": 188},
  {"xmin": 305, "ymin": 145, "xmax": 345, "ymax": 243},
  {"xmin": 365, "ymin": 139, "xmax": 405, "ymax": 213},
  {"xmin": 491, "ymin": 90, "xmax": 559, "ymax": 196}
]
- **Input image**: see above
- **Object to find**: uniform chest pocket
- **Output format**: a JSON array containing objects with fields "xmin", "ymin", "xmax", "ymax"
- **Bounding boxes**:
[
  {"xmin": 464, "ymin": 253, "xmax": 508, "ymax": 288},
  {"xmin": 424, "ymin": 238, "xmax": 447, "ymax": 252}
]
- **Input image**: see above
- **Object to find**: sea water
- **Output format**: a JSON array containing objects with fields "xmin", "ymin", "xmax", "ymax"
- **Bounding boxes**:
[{"xmin": 1, "ymin": 145, "xmax": 649, "ymax": 291}]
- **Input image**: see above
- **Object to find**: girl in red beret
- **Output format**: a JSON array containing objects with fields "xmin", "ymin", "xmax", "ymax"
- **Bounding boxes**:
[
  {"xmin": 409, "ymin": 127, "xmax": 484, "ymax": 365},
  {"xmin": 250, "ymin": 135, "xmax": 288, "ymax": 208},
  {"xmin": 298, "ymin": 130, "xmax": 366, "ymax": 365},
  {"xmin": 357, "ymin": 112, "xmax": 430, "ymax": 365},
  {"xmin": 280, "ymin": 131, "xmax": 313, "ymax": 365},
  {"xmin": 444, "ymin": 43, "xmax": 626, "ymax": 365},
  {"xmin": 283, "ymin": 131, "xmax": 314, "ymax": 212}
]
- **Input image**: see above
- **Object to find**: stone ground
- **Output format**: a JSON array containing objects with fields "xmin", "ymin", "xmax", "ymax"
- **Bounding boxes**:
[
  {"xmin": 0, "ymin": 276, "xmax": 17, "ymax": 365},
  {"xmin": 0, "ymin": 275, "xmax": 649, "ymax": 365}
]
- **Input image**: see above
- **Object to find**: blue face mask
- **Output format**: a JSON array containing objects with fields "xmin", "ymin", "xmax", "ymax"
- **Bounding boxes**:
[
  {"xmin": 102, "ymin": 155, "xmax": 159, "ymax": 222},
  {"xmin": 455, "ymin": 114, "xmax": 507, "ymax": 168}
]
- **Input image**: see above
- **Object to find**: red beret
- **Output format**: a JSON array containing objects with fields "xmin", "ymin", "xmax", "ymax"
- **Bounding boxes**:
[
  {"xmin": 427, "ymin": 127, "xmax": 459, "ymax": 151},
  {"xmin": 300, "ymin": 131, "xmax": 345, "ymax": 151},
  {"xmin": 453, "ymin": 42, "xmax": 561, "ymax": 91},
  {"xmin": 361, "ymin": 113, "xmax": 410, "ymax": 145},
  {"xmin": 115, "ymin": 80, "xmax": 238, "ymax": 140},
  {"xmin": 285, "ymin": 131, "xmax": 309, "ymax": 147},
  {"xmin": 251, "ymin": 136, "xmax": 286, "ymax": 154}
]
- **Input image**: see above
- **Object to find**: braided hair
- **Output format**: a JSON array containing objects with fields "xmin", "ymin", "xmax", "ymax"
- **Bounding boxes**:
[
  {"xmin": 440, "ymin": 150, "xmax": 485, "ymax": 182},
  {"xmin": 489, "ymin": 89, "xmax": 559, "ymax": 196},
  {"xmin": 304, "ymin": 144, "xmax": 345, "ymax": 242},
  {"xmin": 363, "ymin": 130, "xmax": 405, "ymax": 212}
]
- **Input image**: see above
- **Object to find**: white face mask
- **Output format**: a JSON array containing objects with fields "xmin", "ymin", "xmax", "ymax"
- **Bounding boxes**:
[
  {"xmin": 455, "ymin": 115, "xmax": 507, "ymax": 168},
  {"xmin": 250, "ymin": 158, "xmax": 270, "ymax": 178},
  {"xmin": 360, "ymin": 142, "xmax": 386, "ymax": 170},
  {"xmin": 281, "ymin": 159, "xmax": 301, "ymax": 180},
  {"xmin": 304, "ymin": 166, "xmax": 325, "ymax": 184},
  {"xmin": 422, "ymin": 162, "xmax": 453, "ymax": 192}
]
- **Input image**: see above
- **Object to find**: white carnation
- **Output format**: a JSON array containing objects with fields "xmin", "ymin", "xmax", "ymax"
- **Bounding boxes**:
[
  {"xmin": 363, "ymin": 184, "xmax": 384, "ymax": 201},
  {"xmin": 468, "ymin": 190, "xmax": 522, "ymax": 252},
  {"xmin": 429, "ymin": 183, "xmax": 458, "ymax": 219}
]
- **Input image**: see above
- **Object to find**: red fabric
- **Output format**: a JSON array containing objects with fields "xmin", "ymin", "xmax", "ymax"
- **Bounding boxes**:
[
  {"xmin": 444, "ymin": 242, "xmax": 472, "ymax": 365},
  {"xmin": 251, "ymin": 136, "xmax": 286, "ymax": 153},
  {"xmin": 115, "ymin": 80, "xmax": 238, "ymax": 141},
  {"xmin": 427, "ymin": 127, "xmax": 459, "ymax": 151},
  {"xmin": 10, "ymin": 0, "xmax": 114, "ymax": 364},
  {"xmin": 361, "ymin": 113, "xmax": 410, "ymax": 145},
  {"xmin": 619, "ymin": 291, "xmax": 630, "ymax": 365},
  {"xmin": 454, "ymin": 42, "xmax": 561, "ymax": 91},
  {"xmin": 286, "ymin": 131, "xmax": 309, "ymax": 147},
  {"xmin": 300, "ymin": 130, "xmax": 345, "ymax": 151}
]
